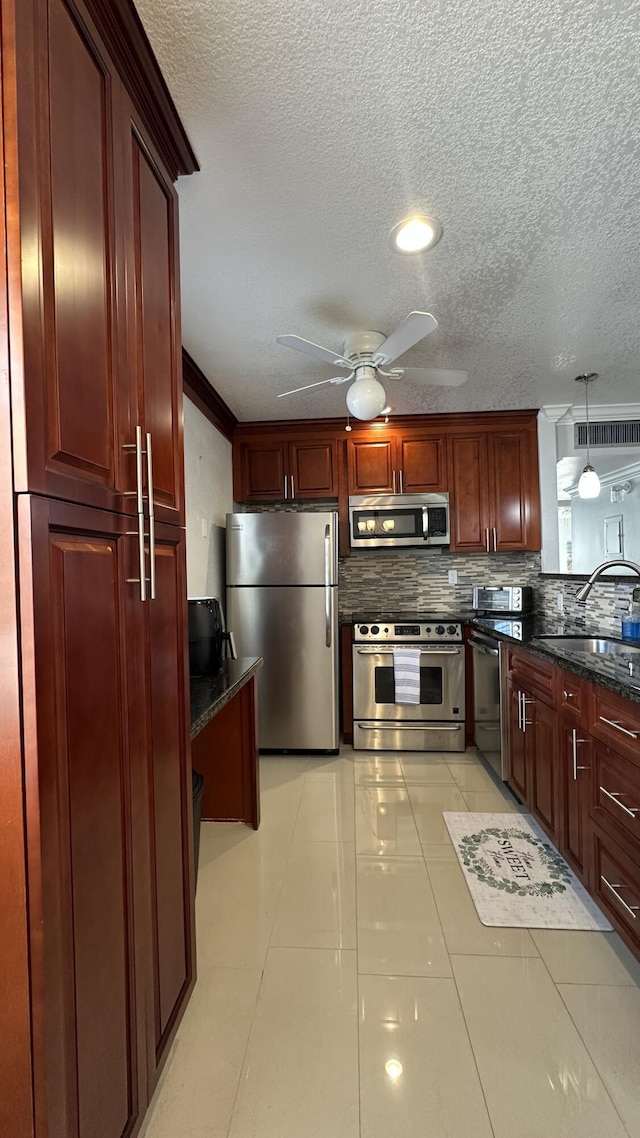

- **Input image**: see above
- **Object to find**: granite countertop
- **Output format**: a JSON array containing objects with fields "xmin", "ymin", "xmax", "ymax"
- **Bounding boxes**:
[
  {"xmin": 471, "ymin": 616, "xmax": 640, "ymax": 704},
  {"xmin": 190, "ymin": 656, "xmax": 263, "ymax": 739}
]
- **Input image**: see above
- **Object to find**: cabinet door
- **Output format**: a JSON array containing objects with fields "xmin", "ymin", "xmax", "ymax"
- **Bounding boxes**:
[
  {"xmin": 17, "ymin": 496, "xmax": 147, "ymax": 1138},
  {"xmin": 558, "ymin": 719, "xmax": 591, "ymax": 880},
  {"xmin": 143, "ymin": 524, "xmax": 195, "ymax": 1085},
  {"xmin": 506, "ymin": 679, "xmax": 528, "ymax": 802},
  {"xmin": 528, "ymin": 698, "xmax": 558, "ymax": 842},
  {"xmin": 397, "ymin": 432, "xmax": 447, "ymax": 492},
  {"xmin": 289, "ymin": 438, "xmax": 338, "ymax": 498},
  {"xmin": 447, "ymin": 434, "xmax": 491, "ymax": 552},
  {"xmin": 347, "ymin": 437, "xmax": 395, "ymax": 494},
  {"xmin": 236, "ymin": 440, "xmax": 288, "ymax": 500},
  {"xmin": 119, "ymin": 98, "xmax": 184, "ymax": 526},
  {"xmin": 11, "ymin": 0, "xmax": 135, "ymax": 514},
  {"xmin": 489, "ymin": 431, "xmax": 540, "ymax": 552}
]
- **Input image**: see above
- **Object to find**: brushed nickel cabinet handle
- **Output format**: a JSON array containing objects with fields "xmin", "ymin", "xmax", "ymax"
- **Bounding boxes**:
[
  {"xmin": 146, "ymin": 432, "xmax": 156, "ymax": 600},
  {"xmin": 485, "ymin": 527, "xmax": 490, "ymax": 553},
  {"xmin": 123, "ymin": 426, "xmax": 146, "ymax": 601},
  {"xmin": 492, "ymin": 527, "xmax": 497, "ymax": 551},
  {"xmin": 601, "ymin": 875, "xmax": 639, "ymax": 919},
  {"xmin": 283, "ymin": 476, "xmax": 288, "ymax": 499},
  {"xmin": 599, "ymin": 786, "xmax": 639, "ymax": 818},
  {"xmin": 599, "ymin": 716, "xmax": 638, "ymax": 740},
  {"xmin": 399, "ymin": 469, "xmax": 404, "ymax": 493}
]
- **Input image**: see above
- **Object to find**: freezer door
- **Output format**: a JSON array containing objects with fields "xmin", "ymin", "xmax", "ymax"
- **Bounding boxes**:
[
  {"xmin": 226, "ymin": 512, "xmax": 337, "ymax": 586},
  {"xmin": 227, "ymin": 585, "xmax": 339, "ymax": 750}
]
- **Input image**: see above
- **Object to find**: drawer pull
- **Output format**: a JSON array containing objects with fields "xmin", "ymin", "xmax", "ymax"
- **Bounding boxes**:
[
  {"xmin": 562, "ymin": 689, "xmax": 575, "ymax": 700},
  {"xmin": 599, "ymin": 715, "xmax": 638, "ymax": 740},
  {"xmin": 599, "ymin": 786, "xmax": 639, "ymax": 818},
  {"xmin": 601, "ymin": 875, "xmax": 640, "ymax": 919}
]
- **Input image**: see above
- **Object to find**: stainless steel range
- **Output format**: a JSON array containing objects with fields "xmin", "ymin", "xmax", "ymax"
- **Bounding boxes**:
[{"xmin": 352, "ymin": 612, "xmax": 465, "ymax": 752}]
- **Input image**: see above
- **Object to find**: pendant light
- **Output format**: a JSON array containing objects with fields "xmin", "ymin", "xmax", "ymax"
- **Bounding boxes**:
[{"xmin": 575, "ymin": 373, "xmax": 600, "ymax": 499}]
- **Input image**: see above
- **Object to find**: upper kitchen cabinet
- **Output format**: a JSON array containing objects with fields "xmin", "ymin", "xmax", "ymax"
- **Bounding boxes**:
[
  {"xmin": 447, "ymin": 414, "xmax": 541, "ymax": 553},
  {"xmin": 5, "ymin": 0, "xmax": 195, "ymax": 522},
  {"xmin": 233, "ymin": 430, "xmax": 339, "ymax": 501},
  {"xmin": 347, "ymin": 428, "xmax": 446, "ymax": 495}
]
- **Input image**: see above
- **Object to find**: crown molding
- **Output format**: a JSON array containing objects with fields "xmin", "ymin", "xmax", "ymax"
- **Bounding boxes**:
[
  {"xmin": 182, "ymin": 350, "xmax": 237, "ymax": 441},
  {"xmin": 543, "ymin": 401, "xmax": 640, "ymax": 424},
  {"xmin": 84, "ymin": 0, "xmax": 199, "ymax": 179}
]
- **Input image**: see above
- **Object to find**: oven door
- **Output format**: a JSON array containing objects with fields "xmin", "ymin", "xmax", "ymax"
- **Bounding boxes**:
[{"xmin": 352, "ymin": 643, "xmax": 465, "ymax": 722}]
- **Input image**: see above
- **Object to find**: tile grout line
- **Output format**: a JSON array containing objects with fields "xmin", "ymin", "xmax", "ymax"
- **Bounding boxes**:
[
  {"xmin": 418, "ymin": 779, "xmax": 498, "ymax": 1138},
  {"xmin": 225, "ymin": 761, "xmax": 308, "ymax": 1137},
  {"xmin": 534, "ymin": 948, "xmax": 633, "ymax": 1138}
]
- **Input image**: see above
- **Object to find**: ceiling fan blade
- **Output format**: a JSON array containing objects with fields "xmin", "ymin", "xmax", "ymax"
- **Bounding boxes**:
[
  {"xmin": 397, "ymin": 367, "xmax": 468, "ymax": 387},
  {"xmin": 277, "ymin": 375, "xmax": 352, "ymax": 398},
  {"xmin": 276, "ymin": 334, "xmax": 351, "ymax": 369},
  {"xmin": 372, "ymin": 312, "xmax": 438, "ymax": 366}
]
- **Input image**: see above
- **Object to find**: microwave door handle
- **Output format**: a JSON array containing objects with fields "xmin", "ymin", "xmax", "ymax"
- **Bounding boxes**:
[{"xmin": 422, "ymin": 507, "xmax": 429, "ymax": 542}]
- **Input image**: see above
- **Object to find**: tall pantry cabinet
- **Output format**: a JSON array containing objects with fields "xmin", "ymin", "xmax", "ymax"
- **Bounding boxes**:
[{"xmin": 0, "ymin": 2, "xmax": 199, "ymax": 1136}]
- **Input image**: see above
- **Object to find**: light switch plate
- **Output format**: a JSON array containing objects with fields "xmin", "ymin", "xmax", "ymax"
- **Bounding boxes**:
[{"xmin": 448, "ymin": 569, "xmax": 458, "ymax": 584}]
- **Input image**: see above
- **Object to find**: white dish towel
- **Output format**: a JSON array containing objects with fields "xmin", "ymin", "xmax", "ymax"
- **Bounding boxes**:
[{"xmin": 393, "ymin": 648, "xmax": 421, "ymax": 705}]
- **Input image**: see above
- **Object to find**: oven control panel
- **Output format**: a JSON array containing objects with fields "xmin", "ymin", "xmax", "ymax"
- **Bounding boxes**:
[{"xmin": 353, "ymin": 621, "xmax": 463, "ymax": 643}]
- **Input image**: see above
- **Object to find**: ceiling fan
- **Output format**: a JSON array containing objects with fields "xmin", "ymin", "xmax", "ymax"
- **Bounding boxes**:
[{"xmin": 276, "ymin": 311, "xmax": 467, "ymax": 420}]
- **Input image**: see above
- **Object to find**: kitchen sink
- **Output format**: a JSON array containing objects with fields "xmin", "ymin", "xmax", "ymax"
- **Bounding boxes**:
[{"xmin": 535, "ymin": 636, "xmax": 640, "ymax": 656}]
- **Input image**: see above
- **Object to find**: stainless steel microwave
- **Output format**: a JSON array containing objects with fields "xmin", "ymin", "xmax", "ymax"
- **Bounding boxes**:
[{"xmin": 349, "ymin": 493, "xmax": 450, "ymax": 549}]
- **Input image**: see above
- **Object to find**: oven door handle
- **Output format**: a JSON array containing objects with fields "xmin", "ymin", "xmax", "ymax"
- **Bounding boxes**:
[
  {"xmin": 357, "ymin": 723, "xmax": 463, "ymax": 732},
  {"xmin": 355, "ymin": 646, "xmax": 461, "ymax": 655}
]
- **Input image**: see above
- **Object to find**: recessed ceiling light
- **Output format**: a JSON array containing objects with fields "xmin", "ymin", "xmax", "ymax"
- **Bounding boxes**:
[{"xmin": 390, "ymin": 215, "xmax": 442, "ymax": 254}]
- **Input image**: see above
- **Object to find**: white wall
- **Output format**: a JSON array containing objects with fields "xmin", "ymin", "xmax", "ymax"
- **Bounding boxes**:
[
  {"xmin": 183, "ymin": 395, "xmax": 233, "ymax": 600},
  {"xmin": 571, "ymin": 491, "xmax": 640, "ymax": 573}
]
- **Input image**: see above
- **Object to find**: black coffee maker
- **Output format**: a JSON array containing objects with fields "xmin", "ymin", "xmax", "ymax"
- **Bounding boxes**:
[{"xmin": 188, "ymin": 597, "xmax": 224, "ymax": 677}]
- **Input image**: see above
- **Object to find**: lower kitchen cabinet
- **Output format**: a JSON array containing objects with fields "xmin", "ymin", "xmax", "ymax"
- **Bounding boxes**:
[
  {"xmin": 506, "ymin": 675, "xmax": 558, "ymax": 843},
  {"xmin": 506, "ymin": 678, "xmax": 528, "ymax": 802},
  {"xmin": 558, "ymin": 718, "xmax": 591, "ymax": 880},
  {"xmin": 17, "ymin": 496, "xmax": 194, "ymax": 1137},
  {"xmin": 504, "ymin": 641, "xmax": 640, "ymax": 960}
]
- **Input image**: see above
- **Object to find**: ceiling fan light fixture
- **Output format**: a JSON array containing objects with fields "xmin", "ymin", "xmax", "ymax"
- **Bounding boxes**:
[
  {"xmin": 390, "ymin": 215, "xmax": 442, "ymax": 254},
  {"xmin": 346, "ymin": 376, "xmax": 387, "ymax": 420}
]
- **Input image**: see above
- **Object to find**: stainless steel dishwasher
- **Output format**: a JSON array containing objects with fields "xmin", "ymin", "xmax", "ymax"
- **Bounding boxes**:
[{"xmin": 469, "ymin": 629, "xmax": 508, "ymax": 779}]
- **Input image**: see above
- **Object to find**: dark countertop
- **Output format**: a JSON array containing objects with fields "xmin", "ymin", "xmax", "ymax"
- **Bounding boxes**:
[
  {"xmin": 190, "ymin": 657, "xmax": 263, "ymax": 739},
  {"xmin": 471, "ymin": 616, "xmax": 640, "ymax": 704}
]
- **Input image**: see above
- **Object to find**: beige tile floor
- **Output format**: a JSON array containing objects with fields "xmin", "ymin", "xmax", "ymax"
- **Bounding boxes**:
[{"xmin": 141, "ymin": 747, "xmax": 640, "ymax": 1138}]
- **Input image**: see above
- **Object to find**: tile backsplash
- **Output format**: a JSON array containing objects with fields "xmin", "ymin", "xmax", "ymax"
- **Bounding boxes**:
[
  {"xmin": 534, "ymin": 576, "xmax": 636, "ymax": 635},
  {"xmin": 338, "ymin": 549, "xmax": 541, "ymax": 619}
]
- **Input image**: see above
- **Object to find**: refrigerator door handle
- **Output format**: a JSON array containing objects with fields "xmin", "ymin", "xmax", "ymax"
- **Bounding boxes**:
[{"xmin": 324, "ymin": 523, "xmax": 332, "ymax": 647}]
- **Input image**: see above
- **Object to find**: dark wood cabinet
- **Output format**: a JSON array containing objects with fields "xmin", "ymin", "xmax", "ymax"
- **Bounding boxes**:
[
  {"xmin": 18, "ymin": 497, "xmax": 149, "ymax": 1138},
  {"xmin": 448, "ymin": 422, "xmax": 541, "ymax": 553},
  {"xmin": 506, "ymin": 678, "xmax": 528, "ymax": 802},
  {"xmin": 505, "ymin": 649, "xmax": 559, "ymax": 843},
  {"xmin": 235, "ymin": 435, "xmax": 338, "ymax": 501},
  {"xmin": 347, "ymin": 436, "xmax": 395, "ymax": 493},
  {"xmin": 504, "ymin": 644, "xmax": 640, "ymax": 959},
  {"xmin": 347, "ymin": 429, "xmax": 446, "ymax": 496},
  {"xmin": 558, "ymin": 718, "xmax": 591, "ymax": 880},
  {"xmin": 447, "ymin": 433, "xmax": 490, "ymax": 551},
  {"xmin": 2, "ymin": 1, "xmax": 198, "ymax": 1133}
]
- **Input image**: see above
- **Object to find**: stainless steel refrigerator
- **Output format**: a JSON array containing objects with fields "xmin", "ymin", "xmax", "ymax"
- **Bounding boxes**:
[{"xmin": 226, "ymin": 511, "xmax": 339, "ymax": 751}]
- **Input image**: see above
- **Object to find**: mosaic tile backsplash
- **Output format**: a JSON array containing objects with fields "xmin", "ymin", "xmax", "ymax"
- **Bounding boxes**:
[{"xmin": 234, "ymin": 501, "xmax": 638, "ymax": 633}]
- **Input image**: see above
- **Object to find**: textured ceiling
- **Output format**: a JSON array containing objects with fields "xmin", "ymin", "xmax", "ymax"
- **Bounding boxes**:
[{"xmin": 135, "ymin": 0, "xmax": 640, "ymax": 422}]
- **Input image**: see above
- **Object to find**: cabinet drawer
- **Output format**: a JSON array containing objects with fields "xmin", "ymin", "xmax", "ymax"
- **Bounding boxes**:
[
  {"xmin": 589, "ymin": 686, "xmax": 640, "ymax": 765},
  {"xmin": 590, "ymin": 825, "xmax": 640, "ymax": 952},
  {"xmin": 591, "ymin": 742, "xmax": 640, "ymax": 844},
  {"xmin": 506, "ymin": 647, "xmax": 555, "ymax": 703},
  {"xmin": 558, "ymin": 670, "xmax": 588, "ymax": 726}
]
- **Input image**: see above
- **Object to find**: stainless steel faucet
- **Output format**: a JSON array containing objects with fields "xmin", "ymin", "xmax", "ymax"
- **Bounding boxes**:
[{"xmin": 574, "ymin": 559, "xmax": 640, "ymax": 603}]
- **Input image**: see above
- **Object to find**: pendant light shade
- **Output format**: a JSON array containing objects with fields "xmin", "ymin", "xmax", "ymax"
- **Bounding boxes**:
[
  {"xmin": 578, "ymin": 465, "xmax": 601, "ymax": 499},
  {"xmin": 575, "ymin": 373, "xmax": 600, "ymax": 500}
]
